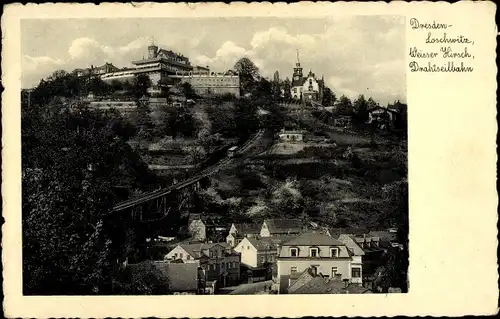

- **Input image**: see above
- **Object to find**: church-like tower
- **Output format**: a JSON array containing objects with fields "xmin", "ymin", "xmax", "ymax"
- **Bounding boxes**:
[
  {"xmin": 292, "ymin": 49, "xmax": 303, "ymax": 82},
  {"xmin": 148, "ymin": 37, "xmax": 158, "ymax": 59}
]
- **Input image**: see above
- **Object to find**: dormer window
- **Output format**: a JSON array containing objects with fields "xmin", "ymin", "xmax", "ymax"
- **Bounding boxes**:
[
  {"xmin": 309, "ymin": 247, "xmax": 319, "ymax": 257},
  {"xmin": 330, "ymin": 248, "xmax": 339, "ymax": 257},
  {"xmin": 290, "ymin": 247, "xmax": 298, "ymax": 257}
]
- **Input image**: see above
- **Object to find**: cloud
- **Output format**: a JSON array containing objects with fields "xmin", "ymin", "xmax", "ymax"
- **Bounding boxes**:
[
  {"xmin": 23, "ymin": 17, "xmax": 406, "ymax": 104},
  {"xmin": 22, "ymin": 55, "xmax": 65, "ymax": 88},
  {"xmin": 68, "ymin": 37, "xmax": 113, "ymax": 60}
]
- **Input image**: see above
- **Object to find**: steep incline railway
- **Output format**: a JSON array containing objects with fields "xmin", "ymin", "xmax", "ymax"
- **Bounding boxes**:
[{"xmin": 110, "ymin": 129, "xmax": 264, "ymax": 212}]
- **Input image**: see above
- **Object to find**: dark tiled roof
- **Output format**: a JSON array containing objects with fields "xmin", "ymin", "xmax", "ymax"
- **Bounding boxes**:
[
  {"xmin": 178, "ymin": 242, "xmax": 232, "ymax": 259},
  {"xmin": 292, "ymin": 277, "xmax": 372, "ymax": 294},
  {"xmin": 264, "ymin": 219, "xmax": 302, "ymax": 234},
  {"xmin": 247, "ymin": 237, "xmax": 286, "ymax": 251},
  {"xmin": 328, "ymin": 227, "xmax": 369, "ymax": 238},
  {"xmin": 233, "ymin": 223, "xmax": 261, "ymax": 235},
  {"xmin": 283, "ymin": 232, "xmax": 344, "ymax": 246},
  {"xmin": 367, "ymin": 231, "xmax": 397, "ymax": 242}
]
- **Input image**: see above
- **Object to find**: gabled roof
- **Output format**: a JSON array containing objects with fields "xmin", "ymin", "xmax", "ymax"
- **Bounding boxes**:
[
  {"xmin": 367, "ymin": 231, "xmax": 397, "ymax": 242},
  {"xmin": 368, "ymin": 106, "xmax": 400, "ymax": 114},
  {"xmin": 263, "ymin": 219, "xmax": 302, "ymax": 234},
  {"xmin": 246, "ymin": 237, "xmax": 287, "ymax": 252},
  {"xmin": 292, "ymin": 277, "xmax": 372, "ymax": 294},
  {"xmin": 232, "ymin": 223, "xmax": 261, "ymax": 235},
  {"xmin": 178, "ymin": 242, "xmax": 232, "ymax": 259},
  {"xmin": 338, "ymin": 234, "xmax": 365, "ymax": 256},
  {"xmin": 282, "ymin": 232, "xmax": 344, "ymax": 246},
  {"xmin": 328, "ymin": 227, "xmax": 369, "ymax": 239}
]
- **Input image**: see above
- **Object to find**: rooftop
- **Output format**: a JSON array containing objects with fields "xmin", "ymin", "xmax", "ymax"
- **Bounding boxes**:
[
  {"xmin": 232, "ymin": 223, "xmax": 261, "ymax": 235},
  {"xmin": 178, "ymin": 242, "xmax": 233, "ymax": 259},
  {"xmin": 264, "ymin": 219, "xmax": 303, "ymax": 234},
  {"xmin": 247, "ymin": 237, "xmax": 287, "ymax": 251},
  {"xmin": 282, "ymin": 232, "xmax": 345, "ymax": 247},
  {"xmin": 292, "ymin": 277, "xmax": 372, "ymax": 294}
]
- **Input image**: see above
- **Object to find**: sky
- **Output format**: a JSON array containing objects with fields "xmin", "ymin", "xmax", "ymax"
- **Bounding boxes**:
[{"xmin": 21, "ymin": 16, "xmax": 406, "ymax": 105}]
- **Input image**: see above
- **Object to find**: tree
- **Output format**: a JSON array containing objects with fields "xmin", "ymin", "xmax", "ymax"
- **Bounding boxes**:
[
  {"xmin": 181, "ymin": 82, "xmax": 197, "ymax": 99},
  {"xmin": 234, "ymin": 98, "xmax": 259, "ymax": 142},
  {"xmin": 322, "ymin": 87, "xmax": 336, "ymax": 106},
  {"xmin": 336, "ymin": 95, "xmax": 353, "ymax": 115},
  {"xmin": 282, "ymin": 78, "xmax": 292, "ymax": 101},
  {"xmin": 390, "ymin": 100, "xmax": 408, "ymax": 137},
  {"xmin": 133, "ymin": 74, "xmax": 152, "ymax": 100},
  {"xmin": 22, "ymin": 100, "xmax": 160, "ymax": 294},
  {"xmin": 205, "ymin": 106, "xmax": 237, "ymax": 137},
  {"xmin": 234, "ymin": 57, "xmax": 260, "ymax": 95},
  {"xmin": 376, "ymin": 179, "xmax": 409, "ymax": 292},
  {"xmin": 353, "ymin": 94, "xmax": 370, "ymax": 126},
  {"xmin": 132, "ymin": 99, "xmax": 154, "ymax": 140}
]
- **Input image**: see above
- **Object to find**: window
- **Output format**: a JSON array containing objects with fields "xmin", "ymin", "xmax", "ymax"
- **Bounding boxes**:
[
  {"xmin": 227, "ymin": 262, "xmax": 231, "ymax": 269},
  {"xmin": 174, "ymin": 253, "xmax": 178, "ymax": 259},
  {"xmin": 331, "ymin": 267, "xmax": 338, "ymax": 277},
  {"xmin": 290, "ymin": 248, "xmax": 298, "ymax": 257},
  {"xmin": 330, "ymin": 248, "xmax": 339, "ymax": 257},
  {"xmin": 352, "ymin": 267, "xmax": 361, "ymax": 278},
  {"xmin": 187, "ymin": 255, "xmax": 191, "ymax": 260},
  {"xmin": 269, "ymin": 255, "xmax": 274, "ymax": 262},
  {"xmin": 221, "ymin": 263, "xmax": 224, "ymax": 269},
  {"xmin": 310, "ymin": 247, "xmax": 319, "ymax": 257},
  {"xmin": 261, "ymin": 256, "xmax": 265, "ymax": 264},
  {"xmin": 290, "ymin": 267, "xmax": 298, "ymax": 274},
  {"xmin": 180, "ymin": 253, "xmax": 183, "ymax": 259},
  {"xmin": 311, "ymin": 265, "xmax": 318, "ymax": 276},
  {"xmin": 293, "ymin": 88, "xmax": 297, "ymax": 93}
]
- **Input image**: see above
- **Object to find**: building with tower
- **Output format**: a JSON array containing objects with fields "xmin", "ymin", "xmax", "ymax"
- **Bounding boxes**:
[
  {"xmin": 289, "ymin": 50, "xmax": 324, "ymax": 103},
  {"xmin": 97, "ymin": 40, "xmax": 240, "ymax": 97}
]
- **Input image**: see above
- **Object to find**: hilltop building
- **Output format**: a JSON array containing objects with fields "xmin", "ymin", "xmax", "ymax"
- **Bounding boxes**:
[
  {"xmin": 290, "ymin": 50, "xmax": 325, "ymax": 103},
  {"xmin": 74, "ymin": 41, "xmax": 240, "ymax": 98}
]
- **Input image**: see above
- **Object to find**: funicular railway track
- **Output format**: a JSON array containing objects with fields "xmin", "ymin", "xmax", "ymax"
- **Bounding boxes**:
[{"xmin": 110, "ymin": 129, "xmax": 264, "ymax": 213}]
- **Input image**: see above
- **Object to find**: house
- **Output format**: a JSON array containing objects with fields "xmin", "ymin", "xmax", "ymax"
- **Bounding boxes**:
[
  {"xmin": 288, "ymin": 267, "xmax": 372, "ymax": 294},
  {"xmin": 337, "ymin": 235, "xmax": 365, "ymax": 285},
  {"xmin": 260, "ymin": 219, "xmax": 303, "ymax": 237},
  {"xmin": 226, "ymin": 223, "xmax": 261, "ymax": 247},
  {"xmin": 330, "ymin": 228, "xmax": 398, "ymax": 280},
  {"xmin": 188, "ymin": 214, "xmax": 206, "ymax": 242},
  {"xmin": 235, "ymin": 237, "xmax": 282, "ymax": 267},
  {"xmin": 235, "ymin": 237, "xmax": 289, "ymax": 283},
  {"xmin": 275, "ymin": 232, "xmax": 363, "ymax": 293},
  {"xmin": 290, "ymin": 51, "xmax": 324, "ymax": 102},
  {"xmin": 367, "ymin": 106, "xmax": 399, "ymax": 130},
  {"xmin": 164, "ymin": 242, "xmax": 241, "ymax": 287},
  {"xmin": 277, "ymin": 129, "xmax": 306, "ymax": 143}
]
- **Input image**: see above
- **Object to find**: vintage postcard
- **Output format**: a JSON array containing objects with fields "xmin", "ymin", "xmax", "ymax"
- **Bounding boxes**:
[{"xmin": 2, "ymin": 1, "xmax": 498, "ymax": 318}]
